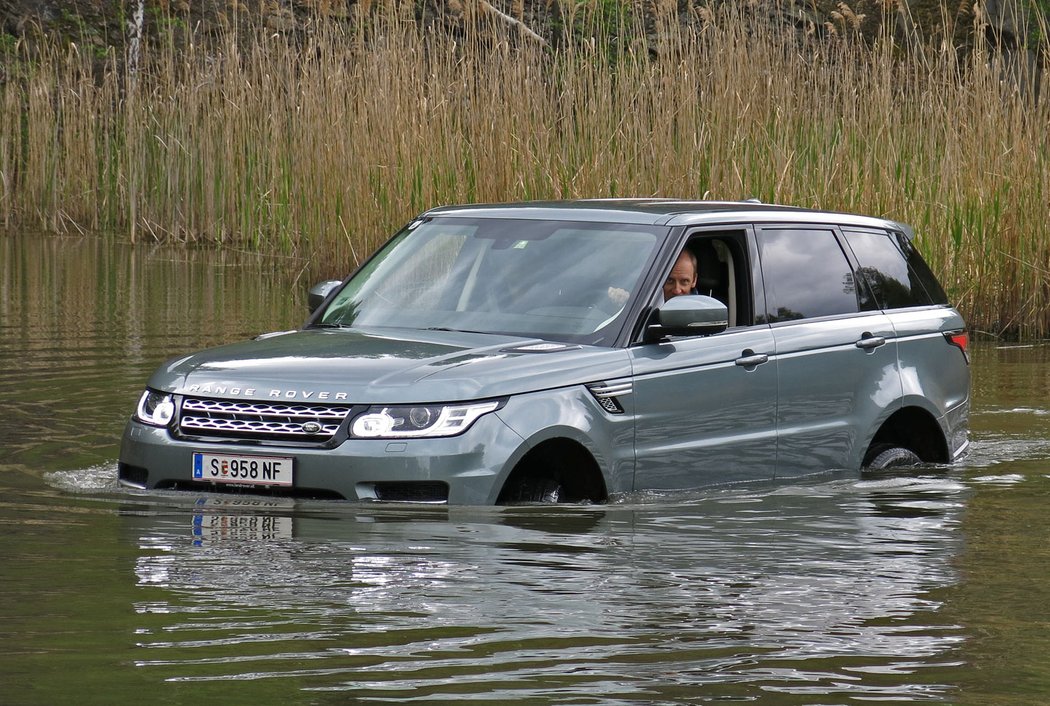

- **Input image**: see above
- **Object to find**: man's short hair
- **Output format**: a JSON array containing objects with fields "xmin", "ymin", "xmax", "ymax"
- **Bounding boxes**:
[{"xmin": 680, "ymin": 248, "xmax": 697, "ymax": 273}]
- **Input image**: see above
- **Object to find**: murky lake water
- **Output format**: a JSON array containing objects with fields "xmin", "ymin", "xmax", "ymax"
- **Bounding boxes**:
[{"xmin": 2, "ymin": 233, "xmax": 1049, "ymax": 705}]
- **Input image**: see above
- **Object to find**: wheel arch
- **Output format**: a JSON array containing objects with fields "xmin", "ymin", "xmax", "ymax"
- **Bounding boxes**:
[
  {"xmin": 496, "ymin": 436, "xmax": 608, "ymax": 504},
  {"xmin": 864, "ymin": 405, "xmax": 949, "ymax": 464}
]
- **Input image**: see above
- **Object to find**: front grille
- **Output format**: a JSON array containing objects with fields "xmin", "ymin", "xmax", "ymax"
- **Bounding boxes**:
[{"xmin": 179, "ymin": 397, "xmax": 354, "ymax": 442}]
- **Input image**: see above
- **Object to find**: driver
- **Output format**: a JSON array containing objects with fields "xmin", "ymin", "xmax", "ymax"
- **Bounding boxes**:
[
  {"xmin": 606, "ymin": 247, "xmax": 698, "ymax": 307},
  {"xmin": 662, "ymin": 248, "xmax": 698, "ymax": 300}
]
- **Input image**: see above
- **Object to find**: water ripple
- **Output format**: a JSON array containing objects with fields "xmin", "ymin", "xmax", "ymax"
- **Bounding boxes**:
[{"xmin": 107, "ymin": 478, "xmax": 968, "ymax": 701}]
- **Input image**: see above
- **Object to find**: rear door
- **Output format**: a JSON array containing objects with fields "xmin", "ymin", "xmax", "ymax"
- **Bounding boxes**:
[{"xmin": 755, "ymin": 225, "xmax": 901, "ymax": 477}]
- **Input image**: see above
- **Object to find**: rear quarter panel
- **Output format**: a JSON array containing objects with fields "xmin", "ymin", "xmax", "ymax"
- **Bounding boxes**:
[
  {"xmin": 887, "ymin": 307, "xmax": 971, "ymax": 458},
  {"xmin": 889, "ymin": 307, "xmax": 970, "ymax": 412}
]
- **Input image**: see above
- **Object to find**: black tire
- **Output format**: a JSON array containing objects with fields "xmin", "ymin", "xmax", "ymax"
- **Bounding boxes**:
[
  {"xmin": 504, "ymin": 476, "xmax": 563, "ymax": 504},
  {"xmin": 864, "ymin": 445, "xmax": 921, "ymax": 470}
]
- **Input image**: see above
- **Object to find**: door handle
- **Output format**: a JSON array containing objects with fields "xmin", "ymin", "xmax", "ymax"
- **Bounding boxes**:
[
  {"xmin": 855, "ymin": 333, "xmax": 886, "ymax": 350},
  {"xmin": 735, "ymin": 351, "xmax": 769, "ymax": 367}
]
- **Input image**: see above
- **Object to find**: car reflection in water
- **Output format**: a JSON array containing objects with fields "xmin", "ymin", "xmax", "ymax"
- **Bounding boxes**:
[{"xmin": 123, "ymin": 476, "xmax": 967, "ymax": 701}]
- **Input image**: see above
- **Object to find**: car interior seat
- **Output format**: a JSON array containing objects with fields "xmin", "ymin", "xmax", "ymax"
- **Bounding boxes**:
[{"xmin": 691, "ymin": 239, "xmax": 737, "ymax": 327}]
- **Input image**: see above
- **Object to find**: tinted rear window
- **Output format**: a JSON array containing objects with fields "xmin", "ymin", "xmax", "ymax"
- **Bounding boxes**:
[
  {"xmin": 757, "ymin": 228, "xmax": 862, "ymax": 322},
  {"xmin": 843, "ymin": 229, "xmax": 948, "ymax": 308}
]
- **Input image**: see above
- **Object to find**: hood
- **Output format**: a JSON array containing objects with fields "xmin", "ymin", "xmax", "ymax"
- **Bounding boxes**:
[{"xmin": 149, "ymin": 327, "xmax": 631, "ymax": 404}]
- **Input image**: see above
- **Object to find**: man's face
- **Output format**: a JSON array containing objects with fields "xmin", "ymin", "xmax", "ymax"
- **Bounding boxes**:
[{"xmin": 663, "ymin": 252, "xmax": 697, "ymax": 300}]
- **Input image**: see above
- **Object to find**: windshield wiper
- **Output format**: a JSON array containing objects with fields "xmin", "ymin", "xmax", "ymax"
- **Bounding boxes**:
[
  {"xmin": 424, "ymin": 327, "xmax": 494, "ymax": 335},
  {"xmin": 308, "ymin": 322, "xmax": 349, "ymax": 329}
]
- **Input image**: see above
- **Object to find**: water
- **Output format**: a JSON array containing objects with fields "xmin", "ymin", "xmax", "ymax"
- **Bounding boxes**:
[{"xmin": 2, "ymin": 232, "xmax": 1049, "ymax": 705}]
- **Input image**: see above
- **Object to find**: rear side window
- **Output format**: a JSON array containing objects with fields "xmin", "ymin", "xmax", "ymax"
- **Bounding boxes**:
[
  {"xmin": 843, "ymin": 229, "xmax": 948, "ymax": 309},
  {"xmin": 756, "ymin": 228, "xmax": 863, "ymax": 323}
]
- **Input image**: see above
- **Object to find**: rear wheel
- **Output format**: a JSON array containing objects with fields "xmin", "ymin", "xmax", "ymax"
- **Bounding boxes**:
[{"xmin": 864, "ymin": 444, "xmax": 921, "ymax": 470}]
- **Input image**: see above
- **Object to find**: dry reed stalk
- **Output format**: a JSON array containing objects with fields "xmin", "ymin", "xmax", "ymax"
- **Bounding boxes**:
[{"xmin": 0, "ymin": 2, "xmax": 1048, "ymax": 337}]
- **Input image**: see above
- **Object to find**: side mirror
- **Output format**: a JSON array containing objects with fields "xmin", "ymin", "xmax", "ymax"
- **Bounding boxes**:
[
  {"xmin": 307, "ymin": 280, "xmax": 342, "ymax": 313},
  {"xmin": 645, "ymin": 295, "xmax": 729, "ymax": 341}
]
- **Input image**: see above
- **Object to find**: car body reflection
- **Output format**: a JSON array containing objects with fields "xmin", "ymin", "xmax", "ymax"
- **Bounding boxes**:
[{"xmin": 120, "ymin": 477, "xmax": 967, "ymax": 701}]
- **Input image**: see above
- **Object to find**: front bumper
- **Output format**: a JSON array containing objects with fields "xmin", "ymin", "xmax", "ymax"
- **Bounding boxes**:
[{"xmin": 118, "ymin": 413, "xmax": 527, "ymax": 505}]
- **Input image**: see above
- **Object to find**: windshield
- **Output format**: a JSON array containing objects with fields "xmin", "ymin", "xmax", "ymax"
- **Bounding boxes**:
[{"xmin": 319, "ymin": 217, "xmax": 664, "ymax": 345}]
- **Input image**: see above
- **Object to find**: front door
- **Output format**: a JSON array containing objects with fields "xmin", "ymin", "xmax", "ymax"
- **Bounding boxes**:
[
  {"xmin": 630, "ymin": 327, "xmax": 778, "ymax": 490},
  {"xmin": 629, "ymin": 229, "xmax": 777, "ymax": 491}
]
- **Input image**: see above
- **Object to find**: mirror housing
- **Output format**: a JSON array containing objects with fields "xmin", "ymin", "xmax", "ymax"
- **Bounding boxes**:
[
  {"xmin": 645, "ymin": 295, "xmax": 729, "ymax": 341},
  {"xmin": 307, "ymin": 280, "xmax": 342, "ymax": 313}
]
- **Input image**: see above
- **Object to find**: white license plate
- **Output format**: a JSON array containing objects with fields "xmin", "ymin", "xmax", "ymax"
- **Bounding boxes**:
[{"xmin": 192, "ymin": 452, "xmax": 293, "ymax": 487}]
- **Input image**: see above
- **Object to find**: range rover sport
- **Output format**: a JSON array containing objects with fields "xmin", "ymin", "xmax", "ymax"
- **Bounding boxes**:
[{"xmin": 119, "ymin": 200, "xmax": 970, "ymax": 504}]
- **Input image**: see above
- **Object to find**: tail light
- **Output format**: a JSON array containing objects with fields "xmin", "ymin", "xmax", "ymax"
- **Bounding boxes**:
[{"xmin": 944, "ymin": 330, "xmax": 969, "ymax": 364}]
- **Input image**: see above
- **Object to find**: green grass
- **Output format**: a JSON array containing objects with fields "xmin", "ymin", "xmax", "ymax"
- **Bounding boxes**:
[{"xmin": 1, "ymin": 2, "xmax": 1048, "ymax": 337}]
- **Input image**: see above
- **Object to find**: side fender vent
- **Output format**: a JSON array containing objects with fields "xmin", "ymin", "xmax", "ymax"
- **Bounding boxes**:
[{"xmin": 586, "ymin": 381, "xmax": 633, "ymax": 414}]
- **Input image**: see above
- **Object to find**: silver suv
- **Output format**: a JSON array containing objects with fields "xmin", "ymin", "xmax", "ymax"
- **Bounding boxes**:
[{"xmin": 119, "ymin": 200, "xmax": 970, "ymax": 504}]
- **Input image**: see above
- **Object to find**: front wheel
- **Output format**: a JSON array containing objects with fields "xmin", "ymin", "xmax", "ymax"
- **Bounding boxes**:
[
  {"xmin": 864, "ymin": 445, "xmax": 921, "ymax": 470},
  {"xmin": 499, "ymin": 476, "xmax": 563, "ymax": 504}
]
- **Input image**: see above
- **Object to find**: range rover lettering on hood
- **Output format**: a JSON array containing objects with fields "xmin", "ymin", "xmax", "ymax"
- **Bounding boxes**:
[{"xmin": 183, "ymin": 383, "xmax": 348, "ymax": 400}]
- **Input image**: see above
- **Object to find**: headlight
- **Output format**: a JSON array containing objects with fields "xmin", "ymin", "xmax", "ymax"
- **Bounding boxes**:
[
  {"xmin": 350, "ymin": 401, "xmax": 500, "ymax": 438},
  {"xmin": 135, "ymin": 390, "xmax": 176, "ymax": 427}
]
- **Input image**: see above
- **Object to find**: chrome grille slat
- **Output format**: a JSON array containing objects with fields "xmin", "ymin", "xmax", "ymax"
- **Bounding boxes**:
[
  {"xmin": 182, "ymin": 398, "xmax": 348, "ymax": 419},
  {"xmin": 180, "ymin": 416, "xmax": 343, "ymax": 436},
  {"xmin": 178, "ymin": 396, "xmax": 353, "ymax": 442}
]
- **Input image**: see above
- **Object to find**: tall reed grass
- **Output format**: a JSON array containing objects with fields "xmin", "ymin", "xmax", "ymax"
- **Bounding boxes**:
[{"xmin": 1, "ymin": 3, "xmax": 1048, "ymax": 337}]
